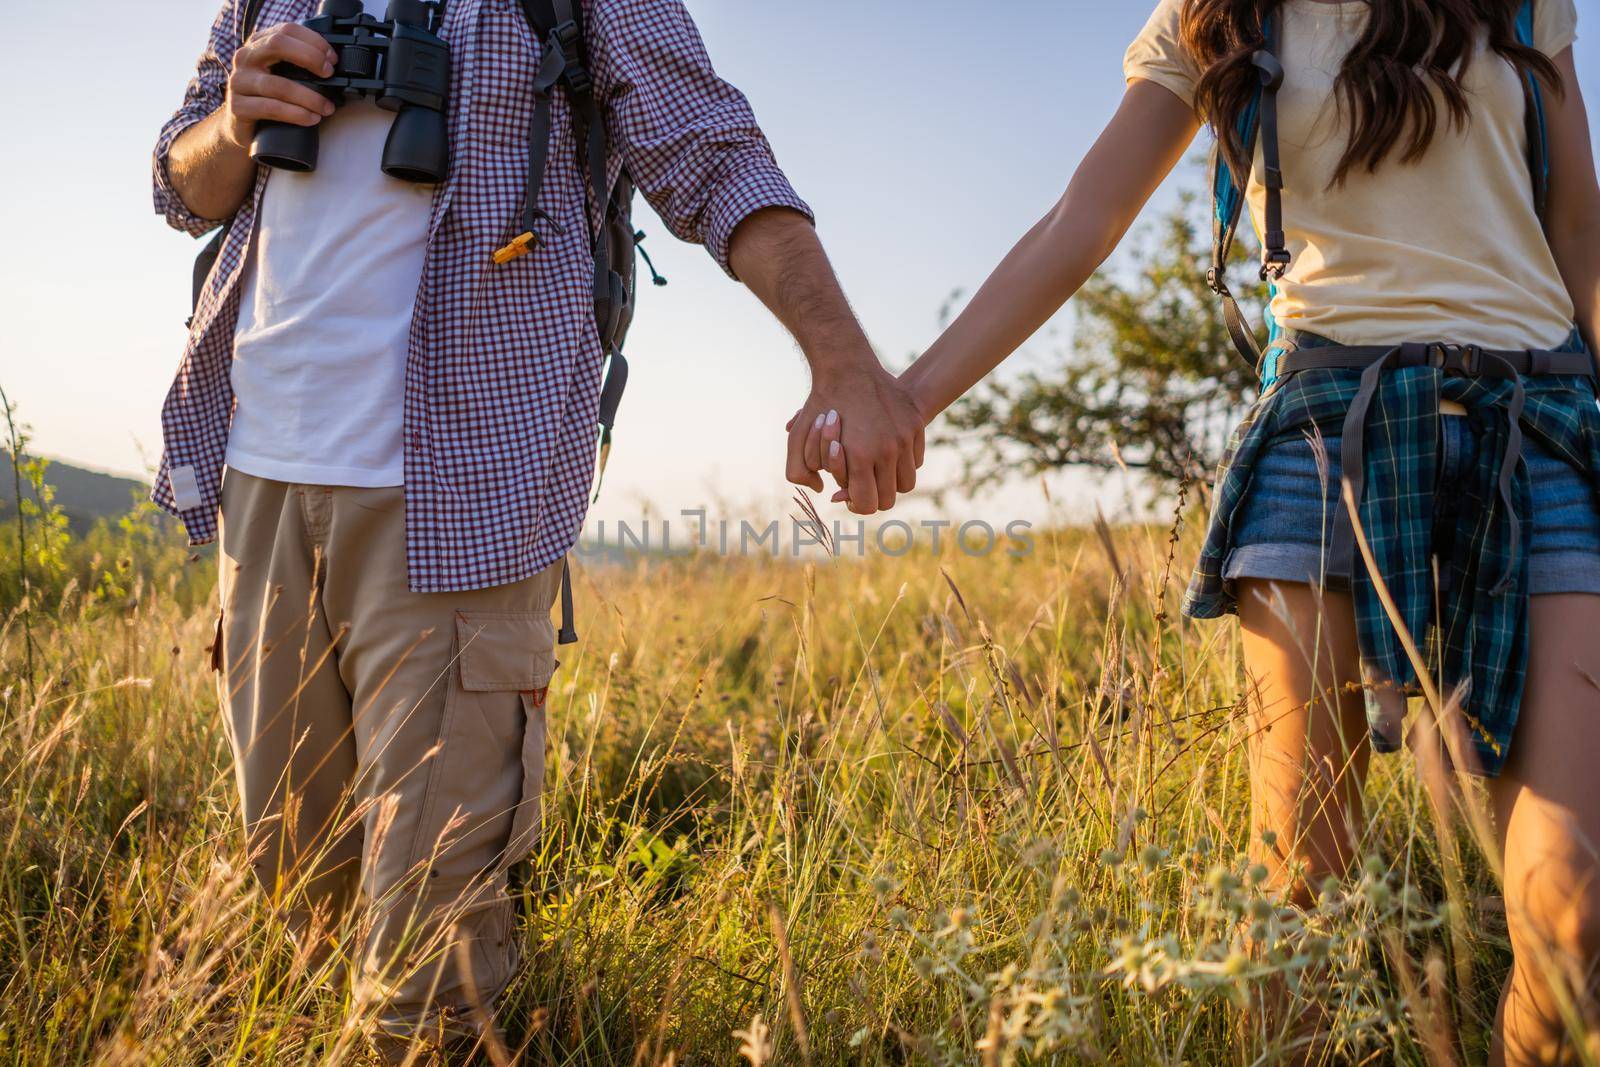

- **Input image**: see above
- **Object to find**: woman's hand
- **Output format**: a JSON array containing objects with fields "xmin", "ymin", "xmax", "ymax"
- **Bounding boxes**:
[
  {"xmin": 732, "ymin": 209, "xmax": 926, "ymax": 513},
  {"xmin": 789, "ymin": 373, "xmax": 936, "ymax": 506},
  {"xmin": 786, "ymin": 407, "xmax": 851, "ymax": 502},
  {"xmin": 783, "ymin": 79, "xmax": 1195, "ymax": 513}
]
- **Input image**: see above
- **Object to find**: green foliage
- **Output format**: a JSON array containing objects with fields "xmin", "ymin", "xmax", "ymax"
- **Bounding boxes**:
[
  {"xmin": 0, "ymin": 398, "xmax": 209, "ymax": 619},
  {"xmin": 941, "ymin": 194, "xmax": 1267, "ymax": 489},
  {"xmin": 15, "ymin": 455, "xmax": 72, "ymax": 589},
  {"xmin": 0, "ymin": 483, "xmax": 209, "ymax": 617}
]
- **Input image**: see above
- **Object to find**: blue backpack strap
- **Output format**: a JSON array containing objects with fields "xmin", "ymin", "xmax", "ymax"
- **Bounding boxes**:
[
  {"xmin": 1515, "ymin": 0, "xmax": 1551, "ymax": 220},
  {"xmin": 1208, "ymin": 10, "xmax": 1286, "ymax": 373},
  {"xmin": 1208, "ymin": 87, "xmax": 1262, "ymax": 367}
]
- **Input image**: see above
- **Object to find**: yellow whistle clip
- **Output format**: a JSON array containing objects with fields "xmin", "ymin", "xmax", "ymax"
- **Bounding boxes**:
[{"xmin": 492, "ymin": 232, "xmax": 537, "ymax": 265}]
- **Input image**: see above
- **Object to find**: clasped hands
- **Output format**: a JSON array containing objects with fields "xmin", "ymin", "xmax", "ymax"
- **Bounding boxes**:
[{"xmin": 783, "ymin": 355, "xmax": 926, "ymax": 515}]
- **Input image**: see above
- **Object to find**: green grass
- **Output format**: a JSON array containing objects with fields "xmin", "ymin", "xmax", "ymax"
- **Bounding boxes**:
[{"xmin": 0, "ymin": 509, "xmax": 1548, "ymax": 1065}]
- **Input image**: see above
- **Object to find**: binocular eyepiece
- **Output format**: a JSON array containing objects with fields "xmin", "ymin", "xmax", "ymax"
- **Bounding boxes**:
[{"xmin": 250, "ymin": 0, "xmax": 451, "ymax": 184}]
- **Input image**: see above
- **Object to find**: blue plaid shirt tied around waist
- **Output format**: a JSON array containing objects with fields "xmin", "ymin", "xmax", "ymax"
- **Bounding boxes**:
[
  {"xmin": 152, "ymin": 0, "xmax": 811, "ymax": 593},
  {"xmin": 1185, "ymin": 331, "xmax": 1600, "ymax": 776}
]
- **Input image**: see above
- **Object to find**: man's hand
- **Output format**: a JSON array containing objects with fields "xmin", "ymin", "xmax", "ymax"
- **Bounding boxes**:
[
  {"xmin": 786, "ymin": 355, "xmax": 924, "ymax": 513},
  {"xmin": 728, "ymin": 207, "xmax": 927, "ymax": 514},
  {"xmin": 167, "ymin": 23, "xmax": 339, "ymax": 222},
  {"xmin": 222, "ymin": 24, "xmax": 339, "ymax": 148}
]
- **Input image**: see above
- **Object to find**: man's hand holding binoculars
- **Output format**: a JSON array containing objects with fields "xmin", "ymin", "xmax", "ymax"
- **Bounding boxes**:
[
  {"xmin": 222, "ymin": 24, "xmax": 340, "ymax": 149},
  {"xmin": 166, "ymin": 23, "xmax": 340, "ymax": 222}
]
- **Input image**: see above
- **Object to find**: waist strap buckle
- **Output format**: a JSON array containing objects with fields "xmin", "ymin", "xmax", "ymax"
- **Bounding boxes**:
[{"xmin": 1429, "ymin": 343, "xmax": 1485, "ymax": 378}]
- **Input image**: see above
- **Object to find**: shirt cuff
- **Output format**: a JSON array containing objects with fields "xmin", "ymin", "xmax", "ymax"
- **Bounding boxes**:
[
  {"xmin": 1125, "ymin": 68, "xmax": 1197, "ymax": 112},
  {"xmin": 153, "ymin": 112, "xmax": 233, "ymax": 237},
  {"xmin": 704, "ymin": 152, "xmax": 814, "ymax": 280}
]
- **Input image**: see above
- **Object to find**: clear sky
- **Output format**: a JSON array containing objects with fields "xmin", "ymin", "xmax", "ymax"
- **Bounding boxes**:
[{"xmin": 3, "ymin": 1, "xmax": 1597, "ymax": 532}]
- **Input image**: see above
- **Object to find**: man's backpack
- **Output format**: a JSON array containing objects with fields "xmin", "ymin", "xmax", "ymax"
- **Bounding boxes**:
[
  {"xmin": 502, "ymin": 0, "xmax": 665, "ymax": 495},
  {"xmin": 1207, "ymin": 0, "xmax": 1552, "ymax": 379}
]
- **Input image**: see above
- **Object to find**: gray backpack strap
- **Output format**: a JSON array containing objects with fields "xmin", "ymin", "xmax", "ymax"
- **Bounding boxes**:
[
  {"xmin": 498, "ymin": 0, "xmax": 589, "ymax": 260},
  {"xmin": 1253, "ymin": 18, "xmax": 1289, "ymax": 283},
  {"xmin": 239, "ymin": 0, "xmax": 267, "ymax": 42},
  {"xmin": 500, "ymin": 0, "xmax": 627, "ymax": 355},
  {"xmin": 504, "ymin": 0, "xmax": 625, "ymax": 646},
  {"xmin": 1207, "ymin": 11, "xmax": 1286, "ymax": 370}
]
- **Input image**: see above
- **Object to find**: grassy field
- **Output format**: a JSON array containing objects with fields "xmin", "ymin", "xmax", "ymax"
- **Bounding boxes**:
[{"xmin": 0, "ymin": 492, "xmax": 1549, "ymax": 1065}]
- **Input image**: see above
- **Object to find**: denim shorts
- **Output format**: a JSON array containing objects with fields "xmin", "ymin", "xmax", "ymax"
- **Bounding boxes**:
[{"xmin": 1224, "ymin": 414, "xmax": 1600, "ymax": 596}]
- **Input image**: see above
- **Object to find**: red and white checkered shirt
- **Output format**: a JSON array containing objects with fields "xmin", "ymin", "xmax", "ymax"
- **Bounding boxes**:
[{"xmin": 153, "ymin": 0, "xmax": 811, "ymax": 592}]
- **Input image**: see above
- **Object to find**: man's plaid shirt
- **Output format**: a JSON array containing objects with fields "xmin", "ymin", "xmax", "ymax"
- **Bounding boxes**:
[
  {"xmin": 152, "ymin": 0, "xmax": 810, "ymax": 592},
  {"xmin": 1185, "ymin": 336, "xmax": 1600, "ymax": 777}
]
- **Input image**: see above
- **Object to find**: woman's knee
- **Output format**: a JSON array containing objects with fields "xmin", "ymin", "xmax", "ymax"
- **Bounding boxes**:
[{"xmin": 1505, "ymin": 851, "xmax": 1600, "ymax": 981}]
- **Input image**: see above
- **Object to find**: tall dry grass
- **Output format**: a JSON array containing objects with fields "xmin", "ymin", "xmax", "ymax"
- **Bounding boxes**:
[{"xmin": 0, "ymin": 500, "xmax": 1562, "ymax": 1064}]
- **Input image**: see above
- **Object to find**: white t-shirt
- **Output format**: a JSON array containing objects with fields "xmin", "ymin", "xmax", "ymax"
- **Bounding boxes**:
[{"xmin": 228, "ymin": 0, "xmax": 436, "ymax": 488}]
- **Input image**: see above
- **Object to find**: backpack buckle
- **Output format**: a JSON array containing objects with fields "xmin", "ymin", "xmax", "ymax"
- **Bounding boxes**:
[
  {"xmin": 1206, "ymin": 266, "xmax": 1227, "ymax": 295},
  {"xmin": 1428, "ymin": 343, "xmax": 1483, "ymax": 377},
  {"xmin": 1259, "ymin": 249, "xmax": 1290, "ymax": 282},
  {"xmin": 551, "ymin": 19, "xmax": 582, "ymax": 57},
  {"xmin": 549, "ymin": 20, "xmax": 592, "ymax": 94}
]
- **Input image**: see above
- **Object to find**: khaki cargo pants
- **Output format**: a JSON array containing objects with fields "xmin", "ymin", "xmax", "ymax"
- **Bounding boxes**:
[{"xmin": 214, "ymin": 470, "xmax": 560, "ymax": 1045}]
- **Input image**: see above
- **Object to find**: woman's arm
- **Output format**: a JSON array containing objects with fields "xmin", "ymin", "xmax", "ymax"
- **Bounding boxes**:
[
  {"xmin": 900, "ymin": 80, "xmax": 1200, "ymax": 421},
  {"xmin": 1545, "ymin": 48, "xmax": 1600, "ymax": 358}
]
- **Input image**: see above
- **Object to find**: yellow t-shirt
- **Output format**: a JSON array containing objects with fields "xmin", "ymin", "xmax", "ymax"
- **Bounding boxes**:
[{"xmin": 1125, "ymin": 0, "xmax": 1579, "ymax": 350}]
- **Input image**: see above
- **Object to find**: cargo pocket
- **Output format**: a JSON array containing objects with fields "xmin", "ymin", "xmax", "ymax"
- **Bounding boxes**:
[
  {"xmin": 407, "ymin": 610, "xmax": 557, "ymax": 883},
  {"xmin": 502, "ymin": 686, "xmax": 550, "ymax": 868}
]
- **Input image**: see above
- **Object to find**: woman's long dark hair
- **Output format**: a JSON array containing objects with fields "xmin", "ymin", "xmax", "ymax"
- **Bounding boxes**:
[{"xmin": 1182, "ymin": 0, "xmax": 1563, "ymax": 185}]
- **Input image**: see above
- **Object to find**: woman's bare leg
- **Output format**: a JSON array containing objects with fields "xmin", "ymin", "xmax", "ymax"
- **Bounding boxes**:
[
  {"xmin": 1488, "ymin": 594, "xmax": 1600, "ymax": 1066},
  {"xmin": 1235, "ymin": 580, "xmax": 1374, "ymax": 1063},
  {"xmin": 1236, "ymin": 580, "xmax": 1373, "ymax": 905}
]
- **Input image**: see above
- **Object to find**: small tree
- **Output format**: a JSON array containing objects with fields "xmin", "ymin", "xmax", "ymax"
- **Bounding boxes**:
[{"xmin": 939, "ymin": 194, "xmax": 1266, "ymax": 491}]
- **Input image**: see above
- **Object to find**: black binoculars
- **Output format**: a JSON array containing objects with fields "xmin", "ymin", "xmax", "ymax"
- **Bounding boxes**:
[{"xmin": 250, "ymin": 0, "xmax": 451, "ymax": 183}]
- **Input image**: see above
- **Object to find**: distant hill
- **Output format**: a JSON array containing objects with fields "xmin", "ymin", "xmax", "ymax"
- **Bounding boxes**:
[{"xmin": 0, "ymin": 453, "xmax": 149, "ymax": 534}]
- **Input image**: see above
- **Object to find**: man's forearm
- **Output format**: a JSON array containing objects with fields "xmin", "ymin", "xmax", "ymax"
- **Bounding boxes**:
[
  {"xmin": 729, "ymin": 207, "xmax": 876, "ymax": 379},
  {"xmin": 168, "ymin": 110, "xmax": 259, "ymax": 223},
  {"xmin": 730, "ymin": 205, "xmax": 924, "ymax": 513},
  {"xmin": 164, "ymin": 22, "xmax": 340, "ymax": 224}
]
